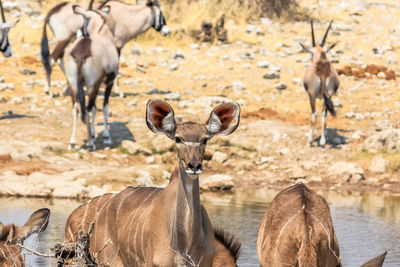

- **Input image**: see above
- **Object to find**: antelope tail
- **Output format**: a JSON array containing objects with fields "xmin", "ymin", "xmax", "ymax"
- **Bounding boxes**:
[
  {"xmin": 41, "ymin": 16, "xmax": 52, "ymax": 82},
  {"xmin": 297, "ymin": 240, "xmax": 317, "ymax": 267},
  {"xmin": 76, "ymin": 59, "xmax": 86, "ymax": 123},
  {"xmin": 320, "ymin": 75, "xmax": 336, "ymax": 116}
]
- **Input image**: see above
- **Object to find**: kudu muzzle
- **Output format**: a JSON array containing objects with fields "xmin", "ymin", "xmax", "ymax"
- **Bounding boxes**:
[{"xmin": 179, "ymin": 142, "xmax": 204, "ymax": 178}]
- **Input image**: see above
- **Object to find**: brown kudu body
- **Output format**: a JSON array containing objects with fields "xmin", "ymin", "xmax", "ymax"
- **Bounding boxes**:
[
  {"xmin": 0, "ymin": 208, "xmax": 50, "ymax": 267},
  {"xmin": 65, "ymin": 100, "xmax": 241, "ymax": 266},
  {"xmin": 41, "ymin": 0, "xmax": 169, "ymax": 97},
  {"xmin": 257, "ymin": 183, "xmax": 387, "ymax": 267},
  {"xmin": 300, "ymin": 20, "xmax": 340, "ymax": 148}
]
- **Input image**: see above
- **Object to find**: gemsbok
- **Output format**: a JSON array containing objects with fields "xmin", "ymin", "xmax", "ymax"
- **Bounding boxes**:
[
  {"xmin": 64, "ymin": 5, "xmax": 119, "ymax": 151},
  {"xmin": 41, "ymin": 0, "xmax": 169, "ymax": 97},
  {"xmin": 257, "ymin": 183, "xmax": 387, "ymax": 267},
  {"xmin": 300, "ymin": 20, "xmax": 340, "ymax": 148},
  {"xmin": 0, "ymin": 208, "xmax": 50, "ymax": 267},
  {"xmin": 0, "ymin": 0, "xmax": 18, "ymax": 58},
  {"xmin": 65, "ymin": 99, "xmax": 241, "ymax": 266}
]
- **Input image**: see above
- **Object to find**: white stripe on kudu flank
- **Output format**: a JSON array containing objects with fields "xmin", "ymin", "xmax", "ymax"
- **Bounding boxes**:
[{"xmin": 127, "ymin": 188, "xmax": 159, "ymax": 254}]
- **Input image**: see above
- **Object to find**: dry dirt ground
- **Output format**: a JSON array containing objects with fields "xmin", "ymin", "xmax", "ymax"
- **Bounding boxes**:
[{"xmin": 0, "ymin": 0, "xmax": 399, "ymax": 198}]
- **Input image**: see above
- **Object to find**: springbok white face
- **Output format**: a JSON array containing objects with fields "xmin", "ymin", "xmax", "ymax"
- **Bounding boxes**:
[{"xmin": 148, "ymin": 1, "xmax": 169, "ymax": 36}]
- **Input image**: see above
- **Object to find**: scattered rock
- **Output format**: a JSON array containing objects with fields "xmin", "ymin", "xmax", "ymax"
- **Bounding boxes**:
[
  {"xmin": 10, "ymin": 97, "xmax": 23, "ymax": 104},
  {"xmin": 0, "ymin": 83, "xmax": 15, "ymax": 91},
  {"xmin": 200, "ymin": 174, "xmax": 234, "ymax": 191},
  {"xmin": 263, "ymin": 71, "xmax": 280, "ymax": 79},
  {"xmin": 121, "ymin": 140, "xmax": 152, "ymax": 155},
  {"xmin": 19, "ymin": 68, "xmax": 36, "ymax": 75},
  {"xmin": 173, "ymin": 50, "xmax": 185, "ymax": 59},
  {"xmin": 168, "ymin": 63, "xmax": 179, "ymax": 71},
  {"xmin": 374, "ymin": 120, "xmax": 392, "ymax": 131},
  {"xmin": 212, "ymin": 151, "xmax": 228, "ymax": 163},
  {"xmin": 333, "ymin": 98, "xmax": 343, "ymax": 108},
  {"xmin": 164, "ymin": 92, "xmax": 181, "ymax": 101},
  {"xmin": 363, "ymin": 129, "xmax": 400, "ymax": 153},
  {"xmin": 257, "ymin": 61, "xmax": 269, "ymax": 68},
  {"xmin": 274, "ymin": 82, "xmax": 287, "ymax": 90},
  {"xmin": 232, "ymin": 81, "xmax": 245, "ymax": 90},
  {"xmin": 135, "ymin": 171, "xmax": 154, "ymax": 187},
  {"xmin": 328, "ymin": 161, "xmax": 364, "ymax": 182},
  {"xmin": 369, "ymin": 156, "xmax": 389, "ymax": 173},
  {"xmin": 351, "ymin": 130, "xmax": 364, "ymax": 140}
]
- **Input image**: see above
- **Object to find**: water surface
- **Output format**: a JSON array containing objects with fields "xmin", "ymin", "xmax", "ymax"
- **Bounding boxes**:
[{"xmin": 0, "ymin": 189, "xmax": 399, "ymax": 266}]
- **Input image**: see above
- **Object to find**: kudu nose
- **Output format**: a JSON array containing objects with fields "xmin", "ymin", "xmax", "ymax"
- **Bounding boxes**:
[{"xmin": 188, "ymin": 162, "xmax": 202, "ymax": 172}]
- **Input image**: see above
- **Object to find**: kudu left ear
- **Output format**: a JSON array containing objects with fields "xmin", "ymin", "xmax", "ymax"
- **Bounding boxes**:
[
  {"xmin": 325, "ymin": 43, "xmax": 337, "ymax": 53},
  {"xmin": 15, "ymin": 208, "xmax": 50, "ymax": 243},
  {"xmin": 101, "ymin": 5, "xmax": 111, "ymax": 17},
  {"xmin": 360, "ymin": 251, "xmax": 387, "ymax": 267},
  {"xmin": 207, "ymin": 102, "xmax": 240, "ymax": 137},
  {"xmin": 146, "ymin": 99, "xmax": 176, "ymax": 139},
  {"xmin": 72, "ymin": 5, "xmax": 86, "ymax": 16},
  {"xmin": 299, "ymin": 42, "xmax": 312, "ymax": 54}
]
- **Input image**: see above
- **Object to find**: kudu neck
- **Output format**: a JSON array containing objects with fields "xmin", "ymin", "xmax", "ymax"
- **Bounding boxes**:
[{"xmin": 170, "ymin": 163, "xmax": 203, "ymax": 251}]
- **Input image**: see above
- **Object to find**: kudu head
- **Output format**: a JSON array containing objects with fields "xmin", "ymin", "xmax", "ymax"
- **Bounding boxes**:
[
  {"xmin": 0, "ymin": 208, "xmax": 50, "ymax": 265},
  {"xmin": 0, "ymin": 0, "xmax": 18, "ymax": 58},
  {"xmin": 73, "ymin": 4, "xmax": 110, "ymax": 37},
  {"xmin": 300, "ymin": 20, "xmax": 336, "ymax": 63},
  {"xmin": 146, "ymin": 100, "xmax": 240, "ymax": 179},
  {"xmin": 144, "ymin": 0, "xmax": 170, "ymax": 36}
]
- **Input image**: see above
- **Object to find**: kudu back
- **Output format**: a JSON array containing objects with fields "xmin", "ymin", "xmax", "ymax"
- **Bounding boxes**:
[
  {"xmin": 41, "ymin": 0, "xmax": 169, "ymax": 97},
  {"xmin": 257, "ymin": 183, "xmax": 387, "ymax": 267},
  {"xmin": 65, "ymin": 100, "xmax": 241, "ymax": 266},
  {"xmin": 0, "ymin": 208, "xmax": 50, "ymax": 266},
  {"xmin": 300, "ymin": 20, "xmax": 340, "ymax": 148}
]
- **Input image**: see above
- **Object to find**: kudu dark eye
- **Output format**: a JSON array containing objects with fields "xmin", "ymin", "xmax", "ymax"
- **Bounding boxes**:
[{"xmin": 175, "ymin": 137, "xmax": 182, "ymax": 143}]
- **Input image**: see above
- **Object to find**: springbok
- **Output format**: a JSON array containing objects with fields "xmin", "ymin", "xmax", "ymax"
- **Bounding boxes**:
[
  {"xmin": 300, "ymin": 20, "xmax": 340, "ymax": 148},
  {"xmin": 0, "ymin": 208, "xmax": 50, "ymax": 266},
  {"xmin": 65, "ymin": 99, "xmax": 240, "ymax": 266},
  {"xmin": 64, "ymin": 5, "xmax": 119, "ymax": 151},
  {"xmin": 41, "ymin": 0, "xmax": 169, "ymax": 97},
  {"xmin": 257, "ymin": 183, "xmax": 387, "ymax": 267},
  {"xmin": 0, "ymin": 0, "xmax": 18, "ymax": 58}
]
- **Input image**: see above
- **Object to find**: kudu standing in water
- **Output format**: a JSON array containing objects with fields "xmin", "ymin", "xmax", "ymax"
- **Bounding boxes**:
[
  {"xmin": 0, "ymin": 0, "xmax": 18, "ymax": 58},
  {"xmin": 64, "ymin": 5, "xmax": 119, "ymax": 151},
  {"xmin": 300, "ymin": 20, "xmax": 340, "ymax": 148},
  {"xmin": 41, "ymin": 0, "xmax": 169, "ymax": 97},
  {"xmin": 257, "ymin": 183, "xmax": 387, "ymax": 267},
  {"xmin": 65, "ymin": 100, "xmax": 241, "ymax": 266},
  {"xmin": 0, "ymin": 208, "xmax": 50, "ymax": 267}
]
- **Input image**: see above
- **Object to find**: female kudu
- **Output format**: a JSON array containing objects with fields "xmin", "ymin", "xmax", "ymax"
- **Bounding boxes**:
[
  {"xmin": 41, "ymin": 0, "xmax": 169, "ymax": 97},
  {"xmin": 0, "ymin": 208, "xmax": 50, "ymax": 267},
  {"xmin": 65, "ymin": 100, "xmax": 241, "ymax": 266},
  {"xmin": 257, "ymin": 183, "xmax": 387, "ymax": 267},
  {"xmin": 300, "ymin": 20, "xmax": 340, "ymax": 148},
  {"xmin": 65, "ymin": 5, "xmax": 119, "ymax": 150}
]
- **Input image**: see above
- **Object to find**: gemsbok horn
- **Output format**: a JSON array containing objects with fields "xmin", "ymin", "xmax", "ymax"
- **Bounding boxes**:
[
  {"xmin": 300, "ymin": 20, "xmax": 340, "ymax": 148},
  {"xmin": 65, "ymin": 100, "xmax": 241, "ymax": 266},
  {"xmin": 257, "ymin": 183, "xmax": 387, "ymax": 267},
  {"xmin": 41, "ymin": 0, "xmax": 169, "ymax": 97},
  {"xmin": 0, "ymin": 208, "xmax": 50, "ymax": 266}
]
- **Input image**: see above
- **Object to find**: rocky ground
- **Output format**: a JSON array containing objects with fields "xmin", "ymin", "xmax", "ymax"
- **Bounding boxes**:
[{"xmin": 0, "ymin": 0, "xmax": 399, "ymax": 198}]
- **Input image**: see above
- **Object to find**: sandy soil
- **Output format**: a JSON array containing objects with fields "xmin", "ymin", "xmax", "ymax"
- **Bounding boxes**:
[{"xmin": 0, "ymin": 0, "xmax": 399, "ymax": 197}]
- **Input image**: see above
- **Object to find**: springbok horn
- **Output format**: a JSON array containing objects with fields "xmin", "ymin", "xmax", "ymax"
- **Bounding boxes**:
[
  {"xmin": 0, "ymin": 0, "xmax": 6, "ymax": 23},
  {"xmin": 311, "ymin": 20, "xmax": 315, "ymax": 47},
  {"xmin": 320, "ymin": 20, "xmax": 333, "ymax": 47},
  {"xmin": 88, "ymin": 0, "xmax": 94, "ymax": 10},
  {"xmin": 98, "ymin": 0, "xmax": 110, "ymax": 9}
]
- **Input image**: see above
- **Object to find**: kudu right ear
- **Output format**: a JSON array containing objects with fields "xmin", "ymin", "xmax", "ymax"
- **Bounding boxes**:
[
  {"xmin": 299, "ymin": 42, "xmax": 313, "ymax": 53},
  {"xmin": 360, "ymin": 251, "xmax": 387, "ymax": 267},
  {"xmin": 206, "ymin": 102, "xmax": 240, "ymax": 137},
  {"xmin": 101, "ymin": 5, "xmax": 111, "ymax": 17},
  {"xmin": 146, "ymin": 99, "xmax": 176, "ymax": 139}
]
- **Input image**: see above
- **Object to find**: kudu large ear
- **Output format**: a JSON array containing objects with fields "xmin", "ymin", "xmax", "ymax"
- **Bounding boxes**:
[
  {"xmin": 360, "ymin": 251, "xmax": 387, "ymax": 267},
  {"xmin": 101, "ymin": 5, "xmax": 111, "ymax": 17},
  {"xmin": 206, "ymin": 102, "xmax": 240, "ymax": 137},
  {"xmin": 146, "ymin": 99, "xmax": 176, "ymax": 139},
  {"xmin": 14, "ymin": 208, "xmax": 50, "ymax": 243},
  {"xmin": 325, "ymin": 42, "xmax": 337, "ymax": 53}
]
